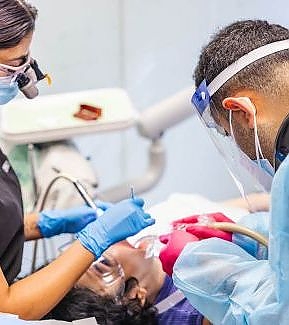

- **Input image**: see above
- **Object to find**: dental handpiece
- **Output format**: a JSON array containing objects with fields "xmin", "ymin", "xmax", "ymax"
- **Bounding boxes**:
[
  {"xmin": 43, "ymin": 170, "xmax": 98, "ymax": 211},
  {"xmin": 73, "ymin": 179, "xmax": 98, "ymax": 210}
]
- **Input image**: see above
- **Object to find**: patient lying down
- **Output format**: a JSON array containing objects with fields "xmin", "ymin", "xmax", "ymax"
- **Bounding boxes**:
[{"xmin": 43, "ymin": 240, "xmax": 207, "ymax": 325}]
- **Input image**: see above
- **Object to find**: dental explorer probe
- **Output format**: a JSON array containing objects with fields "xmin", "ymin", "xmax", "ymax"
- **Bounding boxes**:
[{"xmin": 130, "ymin": 186, "xmax": 135, "ymax": 200}]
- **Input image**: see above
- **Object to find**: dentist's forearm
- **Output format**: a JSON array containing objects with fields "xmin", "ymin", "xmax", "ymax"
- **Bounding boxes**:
[{"xmin": 221, "ymin": 192, "xmax": 270, "ymax": 212}]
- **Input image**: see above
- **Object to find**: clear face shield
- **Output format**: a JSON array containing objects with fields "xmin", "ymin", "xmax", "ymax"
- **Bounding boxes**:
[
  {"xmin": 191, "ymin": 40, "xmax": 289, "ymax": 209},
  {"xmin": 192, "ymin": 80, "xmax": 273, "ymax": 210}
]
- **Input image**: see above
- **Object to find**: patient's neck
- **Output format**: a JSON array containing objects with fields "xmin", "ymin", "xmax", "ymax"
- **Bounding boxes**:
[
  {"xmin": 139, "ymin": 257, "xmax": 166, "ymax": 303},
  {"xmin": 124, "ymin": 253, "xmax": 166, "ymax": 303}
]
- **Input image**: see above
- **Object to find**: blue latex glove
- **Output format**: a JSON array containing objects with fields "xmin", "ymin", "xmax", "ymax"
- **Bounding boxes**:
[
  {"xmin": 172, "ymin": 153, "xmax": 289, "ymax": 325},
  {"xmin": 38, "ymin": 205, "xmax": 97, "ymax": 238},
  {"xmin": 233, "ymin": 211, "xmax": 269, "ymax": 259},
  {"xmin": 95, "ymin": 199, "xmax": 113, "ymax": 211},
  {"xmin": 77, "ymin": 197, "xmax": 155, "ymax": 259}
]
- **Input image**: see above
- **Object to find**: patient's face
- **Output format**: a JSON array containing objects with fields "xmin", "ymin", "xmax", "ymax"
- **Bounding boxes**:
[
  {"xmin": 76, "ymin": 253, "xmax": 125, "ymax": 299},
  {"xmin": 76, "ymin": 241, "xmax": 148, "ymax": 305},
  {"xmin": 105, "ymin": 240, "xmax": 151, "ymax": 279}
]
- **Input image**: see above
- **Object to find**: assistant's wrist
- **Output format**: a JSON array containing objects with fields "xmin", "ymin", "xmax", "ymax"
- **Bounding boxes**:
[
  {"xmin": 76, "ymin": 219, "xmax": 109, "ymax": 260},
  {"xmin": 24, "ymin": 213, "xmax": 43, "ymax": 240},
  {"xmin": 76, "ymin": 234, "xmax": 103, "ymax": 260},
  {"xmin": 37, "ymin": 211, "xmax": 61, "ymax": 238}
]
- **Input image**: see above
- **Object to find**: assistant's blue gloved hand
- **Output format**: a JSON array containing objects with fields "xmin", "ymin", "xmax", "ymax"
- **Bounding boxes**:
[
  {"xmin": 38, "ymin": 205, "xmax": 97, "ymax": 238},
  {"xmin": 77, "ymin": 197, "xmax": 155, "ymax": 259},
  {"xmin": 233, "ymin": 211, "xmax": 269, "ymax": 259}
]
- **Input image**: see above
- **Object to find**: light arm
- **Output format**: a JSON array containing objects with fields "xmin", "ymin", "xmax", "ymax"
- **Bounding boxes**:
[
  {"xmin": 24, "ymin": 213, "xmax": 42, "ymax": 240},
  {"xmin": 0, "ymin": 241, "xmax": 94, "ymax": 320}
]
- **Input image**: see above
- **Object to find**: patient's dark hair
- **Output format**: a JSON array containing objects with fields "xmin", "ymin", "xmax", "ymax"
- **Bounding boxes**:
[
  {"xmin": 0, "ymin": 0, "xmax": 37, "ymax": 48},
  {"xmin": 43, "ymin": 285, "xmax": 158, "ymax": 325},
  {"xmin": 194, "ymin": 20, "xmax": 289, "ymax": 120}
]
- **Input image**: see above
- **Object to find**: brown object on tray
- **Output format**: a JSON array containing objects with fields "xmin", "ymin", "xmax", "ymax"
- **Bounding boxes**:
[{"xmin": 73, "ymin": 104, "xmax": 102, "ymax": 121}]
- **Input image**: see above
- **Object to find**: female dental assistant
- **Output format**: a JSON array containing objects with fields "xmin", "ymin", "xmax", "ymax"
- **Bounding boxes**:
[{"xmin": 0, "ymin": 0, "xmax": 155, "ymax": 320}]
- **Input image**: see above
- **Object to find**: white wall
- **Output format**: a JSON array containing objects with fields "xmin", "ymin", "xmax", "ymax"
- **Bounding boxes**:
[{"xmin": 28, "ymin": 0, "xmax": 289, "ymax": 207}]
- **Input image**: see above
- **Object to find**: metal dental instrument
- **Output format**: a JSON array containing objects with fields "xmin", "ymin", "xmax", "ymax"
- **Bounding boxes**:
[
  {"xmin": 31, "ymin": 172, "xmax": 98, "ymax": 272},
  {"xmin": 45, "ymin": 170, "xmax": 98, "ymax": 210},
  {"xmin": 130, "ymin": 186, "xmax": 135, "ymax": 200}
]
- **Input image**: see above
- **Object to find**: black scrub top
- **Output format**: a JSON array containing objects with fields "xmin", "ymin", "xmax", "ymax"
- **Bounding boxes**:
[{"xmin": 0, "ymin": 148, "xmax": 24, "ymax": 284}]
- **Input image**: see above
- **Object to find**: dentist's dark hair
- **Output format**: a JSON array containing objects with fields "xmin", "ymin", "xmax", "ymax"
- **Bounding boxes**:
[
  {"xmin": 194, "ymin": 20, "xmax": 289, "ymax": 119},
  {"xmin": 0, "ymin": 0, "xmax": 37, "ymax": 48}
]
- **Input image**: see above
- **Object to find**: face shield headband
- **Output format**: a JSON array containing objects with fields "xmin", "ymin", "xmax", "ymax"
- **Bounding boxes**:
[{"xmin": 192, "ymin": 39, "xmax": 289, "ymax": 198}]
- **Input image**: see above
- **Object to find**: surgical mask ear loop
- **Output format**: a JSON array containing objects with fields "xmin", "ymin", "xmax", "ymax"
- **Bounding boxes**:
[
  {"xmin": 229, "ymin": 110, "xmax": 236, "ymax": 142},
  {"xmin": 252, "ymin": 109, "xmax": 265, "ymax": 169},
  {"xmin": 229, "ymin": 110, "xmax": 254, "ymax": 212}
]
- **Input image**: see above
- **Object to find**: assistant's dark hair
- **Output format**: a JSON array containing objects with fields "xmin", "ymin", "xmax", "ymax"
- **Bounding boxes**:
[
  {"xmin": 0, "ymin": 0, "xmax": 37, "ymax": 48},
  {"xmin": 194, "ymin": 20, "xmax": 289, "ymax": 119},
  {"xmin": 43, "ymin": 286, "xmax": 158, "ymax": 325}
]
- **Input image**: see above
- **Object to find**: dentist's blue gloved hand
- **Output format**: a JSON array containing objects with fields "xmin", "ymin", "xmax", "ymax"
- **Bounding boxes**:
[
  {"xmin": 77, "ymin": 197, "xmax": 155, "ymax": 259},
  {"xmin": 38, "ymin": 205, "xmax": 97, "ymax": 238}
]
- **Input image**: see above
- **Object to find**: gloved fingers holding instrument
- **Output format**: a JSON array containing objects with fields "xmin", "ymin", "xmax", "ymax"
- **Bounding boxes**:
[
  {"xmin": 77, "ymin": 197, "xmax": 155, "ymax": 259},
  {"xmin": 37, "ymin": 205, "xmax": 97, "ymax": 238},
  {"xmin": 36, "ymin": 197, "xmax": 114, "ymax": 238}
]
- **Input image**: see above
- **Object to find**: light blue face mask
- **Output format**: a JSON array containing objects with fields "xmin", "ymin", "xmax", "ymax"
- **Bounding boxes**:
[
  {"xmin": 229, "ymin": 110, "xmax": 274, "ymax": 189},
  {"xmin": 0, "ymin": 75, "xmax": 19, "ymax": 105},
  {"xmin": 253, "ymin": 159, "xmax": 275, "ymax": 177}
]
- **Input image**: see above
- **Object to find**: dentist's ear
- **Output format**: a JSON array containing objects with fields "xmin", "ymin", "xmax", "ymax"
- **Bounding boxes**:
[{"xmin": 222, "ymin": 97, "xmax": 256, "ymax": 129}]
